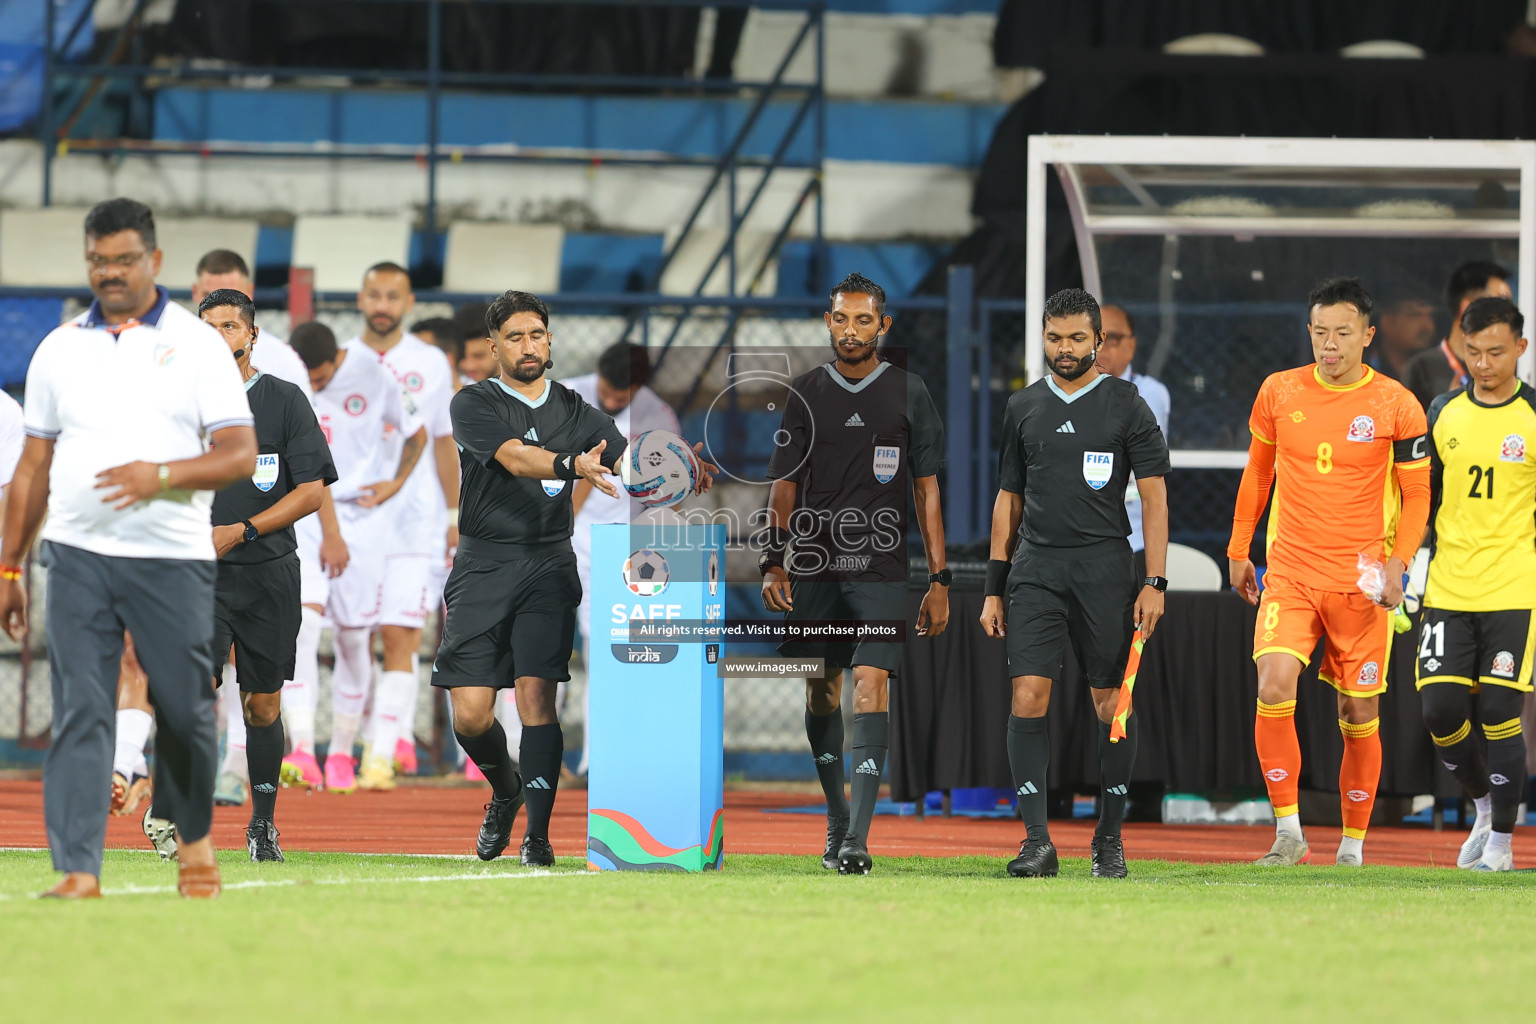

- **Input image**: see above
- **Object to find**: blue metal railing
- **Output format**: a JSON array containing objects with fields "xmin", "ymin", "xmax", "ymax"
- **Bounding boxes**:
[{"xmin": 36, "ymin": 0, "xmax": 827, "ymax": 290}]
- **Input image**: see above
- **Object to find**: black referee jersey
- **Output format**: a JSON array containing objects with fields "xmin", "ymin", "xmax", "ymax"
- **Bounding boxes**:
[
  {"xmin": 766, "ymin": 358, "xmax": 944, "ymax": 582},
  {"xmin": 211, "ymin": 371, "xmax": 337, "ymax": 561},
  {"xmin": 451, "ymin": 377, "xmax": 627, "ymax": 549},
  {"xmin": 997, "ymin": 372, "xmax": 1170, "ymax": 553}
]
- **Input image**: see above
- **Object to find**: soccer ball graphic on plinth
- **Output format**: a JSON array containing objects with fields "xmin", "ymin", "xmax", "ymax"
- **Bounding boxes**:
[
  {"xmin": 623, "ymin": 548, "xmax": 671, "ymax": 597},
  {"xmin": 621, "ymin": 429, "xmax": 699, "ymax": 509}
]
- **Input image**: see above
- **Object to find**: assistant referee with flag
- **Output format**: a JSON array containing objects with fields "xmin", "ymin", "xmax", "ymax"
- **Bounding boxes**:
[{"xmin": 980, "ymin": 288, "xmax": 1170, "ymax": 879}]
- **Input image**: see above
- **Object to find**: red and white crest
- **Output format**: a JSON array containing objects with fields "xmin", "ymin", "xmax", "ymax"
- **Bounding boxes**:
[
  {"xmin": 1346, "ymin": 415, "xmax": 1375, "ymax": 442},
  {"xmin": 344, "ymin": 394, "xmax": 368, "ymax": 416},
  {"xmin": 1492, "ymin": 651, "xmax": 1516, "ymax": 677},
  {"xmin": 1500, "ymin": 434, "xmax": 1526, "ymax": 463},
  {"xmin": 404, "ymin": 371, "xmax": 424, "ymax": 393},
  {"xmin": 1358, "ymin": 660, "xmax": 1380, "ymax": 687}
]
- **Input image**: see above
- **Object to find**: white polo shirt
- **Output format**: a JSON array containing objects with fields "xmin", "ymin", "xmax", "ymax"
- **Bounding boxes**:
[
  {"xmin": 0, "ymin": 390, "xmax": 23, "ymax": 491},
  {"xmin": 23, "ymin": 288, "xmax": 253, "ymax": 560}
]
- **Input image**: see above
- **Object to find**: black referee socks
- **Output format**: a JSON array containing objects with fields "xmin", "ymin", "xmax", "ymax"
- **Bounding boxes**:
[
  {"xmin": 1008, "ymin": 714, "xmax": 1050, "ymax": 842},
  {"xmin": 805, "ymin": 707, "xmax": 851, "ymax": 823},
  {"xmin": 246, "ymin": 717, "xmax": 284, "ymax": 824},
  {"xmin": 1096, "ymin": 715, "xmax": 1137, "ymax": 835},
  {"xmin": 520, "ymin": 723, "xmax": 564, "ymax": 841},
  {"xmin": 456, "ymin": 721, "xmax": 523, "ymax": 803},
  {"xmin": 847, "ymin": 712, "xmax": 889, "ymax": 843}
]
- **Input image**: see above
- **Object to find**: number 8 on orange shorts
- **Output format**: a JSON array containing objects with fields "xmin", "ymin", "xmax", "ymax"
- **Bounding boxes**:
[{"xmin": 1253, "ymin": 572, "xmax": 1392, "ymax": 697}]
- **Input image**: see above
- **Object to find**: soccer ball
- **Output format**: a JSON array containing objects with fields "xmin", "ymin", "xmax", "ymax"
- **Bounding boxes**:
[
  {"xmin": 624, "ymin": 548, "xmax": 671, "ymax": 597},
  {"xmin": 621, "ymin": 429, "xmax": 699, "ymax": 509}
]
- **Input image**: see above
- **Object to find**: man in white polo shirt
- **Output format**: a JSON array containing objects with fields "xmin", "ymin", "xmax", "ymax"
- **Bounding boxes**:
[
  {"xmin": 0, "ymin": 198, "xmax": 257, "ymax": 899},
  {"xmin": 346, "ymin": 262, "xmax": 458, "ymax": 790}
]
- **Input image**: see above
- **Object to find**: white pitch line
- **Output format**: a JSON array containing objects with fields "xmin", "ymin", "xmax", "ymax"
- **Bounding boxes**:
[{"xmin": 0, "ymin": 868, "xmax": 589, "ymax": 900}]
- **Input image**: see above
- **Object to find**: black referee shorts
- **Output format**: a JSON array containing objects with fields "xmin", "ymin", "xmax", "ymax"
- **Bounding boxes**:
[
  {"xmin": 1005, "ymin": 542, "xmax": 1135, "ymax": 687},
  {"xmin": 432, "ymin": 543, "xmax": 580, "ymax": 688},
  {"xmin": 1415, "ymin": 607, "xmax": 1536, "ymax": 693},
  {"xmin": 778, "ymin": 578, "xmax": 905, "ymax": 675},
  {"xmin": 212, "ymin": 556, "xmax": 301, "ymax": 694}
]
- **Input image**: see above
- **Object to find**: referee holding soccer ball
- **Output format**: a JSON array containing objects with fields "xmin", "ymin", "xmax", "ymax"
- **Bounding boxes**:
[
  {"xmin": 433, "ymin": 290, "xmax": 713, "ymax": 867},
  {"xmin": 980, "ymin": 288, "xmax": 1170, "ymax": 880}
]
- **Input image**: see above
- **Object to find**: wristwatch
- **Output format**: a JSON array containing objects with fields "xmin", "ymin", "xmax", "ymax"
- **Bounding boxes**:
[
  {"xmin": 241, "ymin": 520, "xmax": 259, "ymax": 544},
  {"xmin": 758, "ymin": 551, "xmax": 784, "ymax": 577},
  {"xmin": 1142, "ymin": 576, "xmax": 1168, "ymax": 593},
  {"xmin": 928, "ymin": 569, "xmax": 953, "ymax": 586},
  {"xmin": 156, "ymin": 463, "xmax": 171, "ymax": 492}
]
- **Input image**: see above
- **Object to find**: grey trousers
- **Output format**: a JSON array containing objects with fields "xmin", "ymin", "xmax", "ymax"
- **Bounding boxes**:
[{"xmin": 42, "ymin": 541, "xmax": 217, "ymax": 875}]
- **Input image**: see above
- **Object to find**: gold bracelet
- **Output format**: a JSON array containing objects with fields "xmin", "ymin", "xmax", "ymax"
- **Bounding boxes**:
[{"xmin": 157, "ymin": 463, "xmax": 171, "ymax": 492}]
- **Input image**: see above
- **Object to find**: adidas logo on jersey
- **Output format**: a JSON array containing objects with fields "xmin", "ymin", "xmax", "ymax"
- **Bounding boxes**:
[
  {"xmin": 1056, "ymin": 421, "xmax": 1076, "ymax": 433},
  {"xmin": 525, "ymin": 776, "xmax": 552, "ymax": 790},
  {"xmin": 1017, "ymin": 781, "xmax": 1038, "ymax": 795},
  {"xmin": 814, "ymin": 752, "xmax": 838, "ymax": 765},
  {"xmin": 1106, "ymin": 784, "xmax": 1128, "ymax": 796},
  {"xmin": 855, "ymin": 758, "xmax": 880, "ymax": 775},
  {"xmin": 845, "ymin": 413, "xmax": 866, "ymax": 427},
  {"xmin": 524, "ymin": 427, "xmax": 539, "ymax": 441}
]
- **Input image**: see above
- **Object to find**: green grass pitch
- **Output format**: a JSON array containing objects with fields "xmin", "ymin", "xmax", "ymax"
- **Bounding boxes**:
[{"xmin": 1, "ymin": 849, "xmax": 1533, "ymax": 1023}]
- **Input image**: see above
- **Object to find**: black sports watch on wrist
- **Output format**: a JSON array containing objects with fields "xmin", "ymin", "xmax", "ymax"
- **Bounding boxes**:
[
  {"xmin": 758, "ymin": 552, "xmax": 784, "ymax": 577},
  {"xmin": 1142, "ymin": 576, "xmax": 1168, "ymax": 593},
  {"xmin": 928, "ymin": 569, "xmax": 953, "ymax": 586},
  {"xmin": 241, "ymin": 520, "xmax": 259, "ymax": 544}
]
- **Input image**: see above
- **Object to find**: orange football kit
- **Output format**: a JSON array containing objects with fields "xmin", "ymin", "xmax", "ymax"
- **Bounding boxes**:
[{"xmin": 1228, "ymin": 366, "xmax": 1431, "ymax": 841}]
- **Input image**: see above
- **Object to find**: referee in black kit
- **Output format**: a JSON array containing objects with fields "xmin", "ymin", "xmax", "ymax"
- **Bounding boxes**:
[
  {"xmin": 760, "ymin": 272, "xmax": 949, "ymax": 876},
  {"xmin": 198, "ymin": 289, "xmax": 336, "ymax": 862},
  {"xmin": 433, "ymin": 290, "xmax": 713, "ymax": 866},
  {"xmin": 980, "ymin": 288, "xmax": 1170, "ymax": 880}
]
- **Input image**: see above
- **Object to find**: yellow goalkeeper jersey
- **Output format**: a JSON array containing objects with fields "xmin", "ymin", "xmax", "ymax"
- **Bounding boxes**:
[{"xmin": 1425, "ymin": 383, "xmax": 1536, "ymax": 612}]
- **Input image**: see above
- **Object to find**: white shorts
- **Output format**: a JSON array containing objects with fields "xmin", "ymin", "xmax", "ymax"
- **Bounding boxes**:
[
  {"xmin": 381, "ymin": 551, "xmax": 431, "ymax": 629},
  {"xmin": 326, "ymin": 504, "xmax": 393, "ymax": 630},
  {"xmin": 296, "ymin": 514, "xmax": 328, "ymax": 609}
]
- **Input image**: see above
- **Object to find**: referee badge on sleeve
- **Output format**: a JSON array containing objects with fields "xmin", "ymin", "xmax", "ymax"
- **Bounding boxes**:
[
  {"xmin": 253, "ymin": 453, "xmax": 280, "ymax": 493},
  {"xmin": 1082, "ymin": 451, "xmax": 1114, "ymax": 490},
  {"xmin": 873, "ymin": 444, "xmax": 900, "ymax": 484}
]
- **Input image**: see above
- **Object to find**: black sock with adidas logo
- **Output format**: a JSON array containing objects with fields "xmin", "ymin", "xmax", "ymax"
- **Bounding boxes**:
[
  {"xmin": 456, "ymin": 721, "xmax": 522, "ymax": 802},
  {"xmin": 847, "ymin": 712, "xmax": 889, "ymax": 843},
  {"xmin": 1096, "ymin": 715, "xmax": 1137, "ymax": 836},
  {"xmin": 1008, "ymin": 714, "xmax": 1050, "ymax": 843},
  {"xmin": 806, "ymin": 707, "xmax": 851, "ymax": 823},
  {"xmin": 519, "ymin": 723, "xmax": 564, "ymax": 840},
  {"xmin": 246, "ymin": 716, "xmax": 285, "ymax": 824}
]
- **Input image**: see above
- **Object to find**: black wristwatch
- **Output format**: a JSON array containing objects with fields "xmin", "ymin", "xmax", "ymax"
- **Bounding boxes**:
[
  {"xmin": 928, "ymin": 569, "xmax": 953, "ymax": 586},
  {"xmin": 1142, "ymin": 576, "xmax": 1168, "ymax": 593},
  {"xmin": 241, "ymin": 520, "xmax": 259, "ymax": 544},
  {"xmin": 758, "ymin": 551, "xmax": 784, "ymax": 577}
]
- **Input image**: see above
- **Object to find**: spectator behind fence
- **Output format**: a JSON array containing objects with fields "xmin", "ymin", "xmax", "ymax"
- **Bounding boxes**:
[
  {"xmin": 1402, "ymin": 260, "xmax": 1512, "ymax": 411},
  {"xmin": 1098, "ymin": 305, "xmax": 1171, "ymax": 577},
  {"xmin": 1369, "ymin": 276, "xmax": 1438, "ymax": 381}
]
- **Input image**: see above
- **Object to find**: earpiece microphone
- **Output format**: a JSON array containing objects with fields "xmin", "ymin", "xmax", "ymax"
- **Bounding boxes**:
[{"xmin": 232, "ymin": 348, "xmax": 246, "ymax": 358}]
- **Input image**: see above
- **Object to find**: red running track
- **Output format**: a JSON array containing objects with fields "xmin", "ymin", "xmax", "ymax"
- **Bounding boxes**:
[{"xmin": 0, "ymin": 780, "xmax": 1528, "ymax": 869}]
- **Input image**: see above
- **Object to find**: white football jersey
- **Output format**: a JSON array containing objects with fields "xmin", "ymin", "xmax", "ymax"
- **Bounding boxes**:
[
  {"xmin": 352, "ymin": 333, "xmax": 455, "ymax": 551},
  {"xmin": 562, "ymin": 372, "xmax": 680, "ymax": 527},
  {"xmin": 253, "ymin": 330, "xmax": 312, "ymax": 399},
  {"xmin": 313, "ymin": 339, "xmax": 419, "ymax": 503}
]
